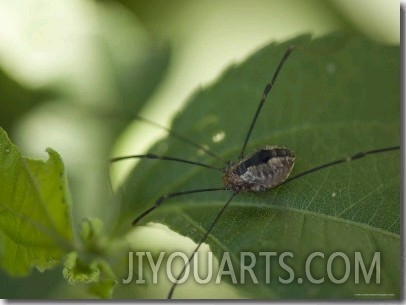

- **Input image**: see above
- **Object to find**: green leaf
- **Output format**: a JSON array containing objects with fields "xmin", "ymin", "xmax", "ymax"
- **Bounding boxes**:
[
  {"xmin": 116, "ymin": 33, "xmax": 400, "ymax": 299},
  {"xmin": 63, "ymin": 252, "xmax": 100, "ymax": 284},
  {"xmin": 63, "ymin": 252, "xmax": 117, "ymax": 299},
  {"xmin": 0, "ymin": 128, "xmax": 73, "ymax": 275}
]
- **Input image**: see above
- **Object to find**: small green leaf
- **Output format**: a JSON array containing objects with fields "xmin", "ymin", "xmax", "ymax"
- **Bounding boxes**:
[
  {"xmin": 63, "ymin": 252, "xmax": 100, "ymax": 284},
  {"xmin": 63, "ymin": 252, "xmax": 117, "ymax": 299},
  {"xmin": 80, "ymin": 218, "xmax": 104, "ymax": 247},
  {"xmin": 117, "ymin": 34, "xmax": 400, "ymax": 299},
  {"xmin": 0, "ymin": 128, "xmax": 73, "ymax": 275},
  {"xmin": 78, "ymin": 218, "xmax": 111, "ymax": 257}
]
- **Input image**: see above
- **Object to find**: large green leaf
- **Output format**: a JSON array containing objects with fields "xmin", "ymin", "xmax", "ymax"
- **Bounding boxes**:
[
  {"xmin": 115, "ymin": 34, "xmax": 400, "ymax": 299},
  {"xmin": 0, "ymin": 128, "xmax": 74, "ymax": 276}
]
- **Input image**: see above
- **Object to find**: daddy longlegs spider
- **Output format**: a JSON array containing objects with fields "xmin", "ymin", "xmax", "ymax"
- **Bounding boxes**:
[{"xmin": 111, "ymin": 45, "xmax": 400, "ymax": 299}]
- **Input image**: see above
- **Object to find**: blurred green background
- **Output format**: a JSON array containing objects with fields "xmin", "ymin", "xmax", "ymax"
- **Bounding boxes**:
[{"xmin": 0, "ymin": 0, "xmax": 399, "ymax": 299}]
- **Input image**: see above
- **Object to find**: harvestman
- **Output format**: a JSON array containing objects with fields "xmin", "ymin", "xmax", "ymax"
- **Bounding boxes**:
[{"xmin": 111, "ymin": 46, "xmax": 399, "ymax": 298}]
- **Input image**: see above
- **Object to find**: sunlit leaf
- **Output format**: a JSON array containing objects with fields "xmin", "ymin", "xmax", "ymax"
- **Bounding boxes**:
[{"xmin": 0, "ymin": 128, "xmax": 73, "ymax": 275}]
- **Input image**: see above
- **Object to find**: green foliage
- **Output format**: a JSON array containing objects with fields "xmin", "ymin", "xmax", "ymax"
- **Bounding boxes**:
[
  {"xmin": 63, "ymin": 252, "xmax": 117, "ymax": 299},
  {"xmin": 117, "ymin": 33, "xmax": 400, "ymax": 298},
  {"xmin": 0, "ymin": 129, "xmax": 73, "ymax": 275},
  {"xmin": 0, "ymin": 33, "xmax": 400, "ymax": 299}
]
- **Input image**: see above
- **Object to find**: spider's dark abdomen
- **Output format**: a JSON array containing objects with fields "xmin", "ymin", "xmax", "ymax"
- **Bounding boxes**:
[{"xmin": 223, "ymin": 146, "xmax": 295, "ymax": 192}]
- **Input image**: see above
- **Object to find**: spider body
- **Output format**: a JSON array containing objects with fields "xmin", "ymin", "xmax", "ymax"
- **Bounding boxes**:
[{"xmin": 223, "ymin": 146, "xmax": 295, "ymax": 192}]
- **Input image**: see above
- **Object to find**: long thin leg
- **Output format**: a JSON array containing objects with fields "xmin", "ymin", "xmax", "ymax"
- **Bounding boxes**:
[
  {"xmin": 132, "ymin": 187, "xmax": 228, "ymax": 225},
  {"xmin": 135, "ymin": 115, "xmax": 225, "ymax": 162},
  {"xmin": 167, "ymin": 191, "xmax": 239, "ymax": 299},
  {"xmin": 239, "ymin": 46, "xmax": 294, "ymax": 159},
  {"xmin": 284, "ymin": 146, "xmax": 400, "ymax": 185},
  {"xmin": 110, "ymin": 154, "xmax": 223, "ymax": 172}
]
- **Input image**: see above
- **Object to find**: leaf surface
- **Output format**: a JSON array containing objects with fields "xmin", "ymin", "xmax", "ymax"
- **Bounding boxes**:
[
  {"xmin": 117, "ymin": 34, "xmax": 400, "ymax": 299},
  {"xmin": 0, "ymin": 128, "xmax": 73, "ymax": 275}
]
